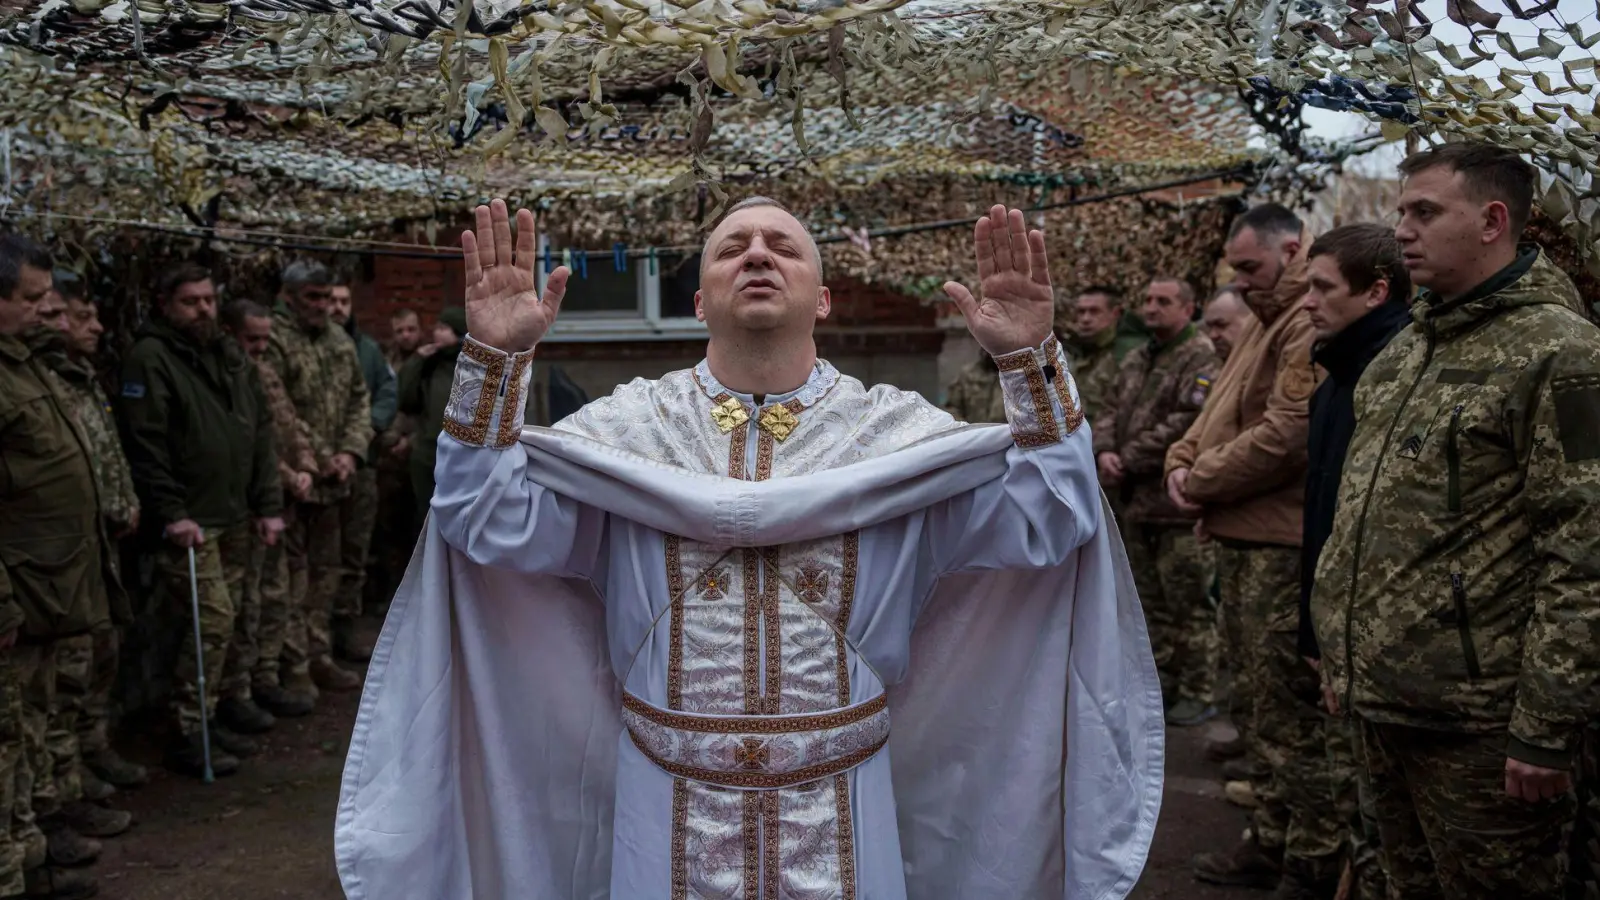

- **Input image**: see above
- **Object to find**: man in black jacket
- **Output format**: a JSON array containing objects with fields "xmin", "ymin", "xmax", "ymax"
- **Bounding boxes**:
[
  {"xmin": 119, "ymin": 264, "xmax": 285, "ymax": 778},
  {"xmin": 1296, "ymin": 223, "xmax": 1412, "ymax": 900}
]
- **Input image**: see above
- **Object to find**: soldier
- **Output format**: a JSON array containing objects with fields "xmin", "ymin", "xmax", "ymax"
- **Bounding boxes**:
[
  {"xmin": 941, "ymin": 355, "xmax": 1004, "ymax": 424},
  {"xmin": 221, "ymin": 301, "xmax": 317, "ymax": 720},
  {"xmin": 1168, "ymin": 204, "xmax": 1349, "ymax": 897},
  {"xmin": 1310, "ymin": 143, "xmax": 1600, "ymax": 900},
  {"xmin": 266, "ymin": 261, "xmax": 372, "ymax": 694},
  {"xmin": 0, "ymin": 235, "xmax": 107, "ymax": 899},
  {"xmin": 119, "ymin": 264, "xmax": 285, "ymax": 778},
  {"xmin": 1095, "ymin": 277, "xmax": 1219, "ymax": 728},
  {"xmin": 1293, "ymin": 223, "xmax": 1412, "ymax": 900},
  {"xmin": 385, "ymin": 308, "xmax": 423, "ymax": 370},
  {"xmin": 1063, "ymin": 286, "xmax": 1144, "ymax": 424},
  {"xmin": 329, "ymin": 283, "xmax": 395, "ymax": 664},
  {"xmin": 35, "ymin": 277, "xmax": 148, "ymax": 810},
  {"xmin": 397, "ymin": 308, "xmax": 467, "ymax": 524},
  {"xmin": 1202, "ymin": 286, "xmax": 1254, "ymax": 364}
]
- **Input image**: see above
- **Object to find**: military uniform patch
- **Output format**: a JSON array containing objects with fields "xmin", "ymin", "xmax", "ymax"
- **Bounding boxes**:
[
  {"xmin": 1553, "ymin": 373, "xmax": 1600, "ymax": 463},
  {"xmin": 1191, "ymin": 374, "xmax": 1211, "ymax": 407},
  {"xmin": 120, "ymin": 382, "xmax": 145, "ymax": 399}
]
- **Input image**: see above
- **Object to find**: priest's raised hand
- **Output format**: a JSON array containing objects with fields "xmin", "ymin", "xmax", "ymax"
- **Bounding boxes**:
[
  {"xmin": 461, "ymin": 198, "xmax": 571, "ymax": 353},
  {"xmin": 943, "ymin": 204, "xmax": 1056, "ymax": 356}
]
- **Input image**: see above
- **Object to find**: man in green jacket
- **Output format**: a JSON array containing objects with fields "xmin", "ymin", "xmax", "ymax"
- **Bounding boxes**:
[
  {"xmin": 329, "ymin": 283, "xmax": 395, "ymax": 663},
  {"xmin": 0, "ymin": 235, "xmax": 112, "ymax": 899},
  {"xmin": 398, "ymin": 307, "xmax": 467, "ymax": 525},
  {"xmin": 119, "ymin": 263, "xmax": 285, "ymax": 779},
  {"xmin": 1310, "ymin": 142, "xmax": 1600, "ymax": 900},
  {"xmin": 1062, "ymin": 285, "xmax": 1145, "ymax": 425}
]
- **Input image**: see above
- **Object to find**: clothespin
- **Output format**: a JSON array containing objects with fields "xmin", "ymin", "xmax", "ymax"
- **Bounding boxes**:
[
  {"xmin": 543, "ymin": 243, "xmax": 553, "ymax": 273},
  {"xmin": 647, "ymin": 247, "xmax": 658, "ymax": 276},
  {"xmin": 613, "ymin": 242, "xmax": 627, "ymax": 273},
  {"xmin": 561, "ymin": 248, "xmax": 572, "ymax": 273},
  {"xmin": 576, "ymin": 250, "xmax": 588, "ymax": 279}
]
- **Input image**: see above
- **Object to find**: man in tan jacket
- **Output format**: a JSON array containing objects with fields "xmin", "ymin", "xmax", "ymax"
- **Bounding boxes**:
[{"xmin": 1166, "ymin": 204, "xmax": 1350, "ymax": 898}]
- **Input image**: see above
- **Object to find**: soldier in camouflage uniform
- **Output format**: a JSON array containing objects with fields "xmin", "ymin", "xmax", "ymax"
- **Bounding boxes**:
[
  {"xmin": 1094, "ymin": 278, "xmax": 1219, "ymax": 727},
  {"xmin": 223, "ymin": 301, "xmax": 318, "ymax": 719},
  {"xmin": 1063, "ymin": 285, "xmax": 1145, "ymax": 426},
  {"xmin": 266, "ymin": 261, "xmax": 373, "ymax": 695},
  {"xmin": 941, "ymin": 356, "xmax": 1005, "ymax": 424},
  {"xmin": 38, "ymin": 279, "xmax": 149, "ymax": 806},
  {"xmin": 1310, "ymin": 144, "xmax": 1600, "ymax": 900}
]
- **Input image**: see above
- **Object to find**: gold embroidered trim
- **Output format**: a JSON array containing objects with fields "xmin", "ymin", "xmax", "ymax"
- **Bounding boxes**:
[
  {"xmin": 743, "ymin": 548, "xmax": 762, "ymax": 714},
  {"xmin": 1048, "ymin": 351, "xmax": 1085, "ymax": 435},
  {"xmin": 441, "ymin": 348, "xmax": 507, "ymax": 447},
  {"xmin": 836, "ymin": 774, "xmax": 857, "ymax": 900},
  {"xmin": 762, "ymin": 547, "xmax": 781, "ymax": 715},
  {"xmin": 671, "ymin": 779, "xmax": 690, "ymax": 900},
  {"xmin": 836, "ymin": 532, "xmax": 860, "ymax": 707},
  {"xmin": 622, "ymin": 692, "xmax": 887, "ymax": 735},
  {"xmin": 628, "ymin": 732, "xmax": 890, "ymax": 790},
  {"xmin": 994, "ymin": 341, "xmax": 1063, "ymax": 448},
  {"xmin": 753, "ymin": 427, "xmax": 775, "ymax": 482},
  {"xmin": 492, "ymin": 349, "xmax": 537, "ymax": 448},
  {"xmin": 743, "ymin": 791, "xmax": 762, "ymax": 900},
  {"xmin": 762, "ymin": 789, "xmax": 779, "ymax": 900},
  {"xmin": 665, "ymin": 536, "xmax": 686, "ymax": 711}
]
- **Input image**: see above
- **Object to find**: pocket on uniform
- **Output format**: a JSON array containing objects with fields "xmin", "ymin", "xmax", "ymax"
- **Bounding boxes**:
[{"xmin": 0, "ymin": 535, "xmax": 92, "ymax": 634}]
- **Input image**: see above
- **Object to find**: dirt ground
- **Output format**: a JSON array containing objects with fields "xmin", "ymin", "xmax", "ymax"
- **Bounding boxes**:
[{"xmin": 98, "ymin": 673, "xmax": 1260, "ymax": 900}]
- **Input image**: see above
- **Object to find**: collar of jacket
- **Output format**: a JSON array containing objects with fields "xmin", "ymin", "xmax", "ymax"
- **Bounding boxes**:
[
  {"xmin": 1413, "ymin": 246, "xmax": 1579, "ymax": 341},
  {"xmin": 0, "ymin": 332, "xmax": 30, "ymax": 364},
  {"xmin": 277, "ymin": 308, "xmax": 330, "ymax": 339},
  {"xmin": 140, "ymin": 318, "xmax": 248, "ymax": 372},
  {"xmin": 1246, "ymin": 226, "xmax": 1312, "ymax": 327},
  {"xmin": 1066, "ymin": 324, "xmax": 1118, "ymax": 356},
  {"xmin": 1148, "ymin": 322, "xmax": 1197, "ymax": 357},
  {"xmin": 1312, "ymin": 298, "xmax": 1411, "ymax": 384}
]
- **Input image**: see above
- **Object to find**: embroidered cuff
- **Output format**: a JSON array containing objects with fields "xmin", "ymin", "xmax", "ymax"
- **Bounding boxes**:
[
  {"xmin": 441, "ymin": 336, "xmax": 537, "ymax": 449},
  {"xmin": 993, "ymin": 334, "xmax": 1085, "ymax": 448}
]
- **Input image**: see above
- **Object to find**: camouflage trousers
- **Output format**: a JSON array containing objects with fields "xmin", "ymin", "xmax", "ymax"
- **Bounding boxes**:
[
  {"xmin": 48, "ymin": 628, "xmax": 119, "ymax": 802},
  {"xmin": 284, "ymin": 502, "xmax": 342, "ymax": 666},
  {"xmin": 0, "ymin": 647, "xmax": 49, "ymax": 896},
  {"xmin": 337, "ymin": 466, "xmax": 377, "ymax": 622},
  {"xmin": 155, "ymin": 525, "xmax": 252, "ymax": 737},
  {"xmin": 1360, "ymin": 720, "xmax": 1574, "ymax": 900},
  {"xmin": 1122, "ymin": 521, "xmax": 1216, "ymax": 706},
  {"xmin": 245, "ymin": 507, "xmax": 297, "ymax": 690},
  {"xmin": 1217, "ymin": 542, "xmax": 1352, "ymax": 879}
]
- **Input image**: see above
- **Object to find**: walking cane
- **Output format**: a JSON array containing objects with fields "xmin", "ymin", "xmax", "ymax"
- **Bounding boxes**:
[{"xmin": 187, "ymin": 544, "xmax": 215, "ymax": 784}]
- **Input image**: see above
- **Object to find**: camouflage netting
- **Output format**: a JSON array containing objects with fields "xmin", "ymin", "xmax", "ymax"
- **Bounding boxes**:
[{"xmin": 1, "ymin": 0, "xmax": 1598, "ymax": 270}]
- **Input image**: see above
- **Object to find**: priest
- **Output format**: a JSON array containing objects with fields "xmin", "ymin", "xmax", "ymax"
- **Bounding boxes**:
[{"xmin": 334, "ymin": 198, "xmax": 1164, "ymax": 899}]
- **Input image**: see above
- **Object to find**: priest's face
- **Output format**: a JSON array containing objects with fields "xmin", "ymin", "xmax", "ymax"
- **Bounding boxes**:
[{"xmin": 695, "ymin": 205, "xmax": 830, "ymax": 336}]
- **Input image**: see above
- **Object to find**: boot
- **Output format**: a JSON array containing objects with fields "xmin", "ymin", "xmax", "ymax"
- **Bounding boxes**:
[
  {"xmin": 1193, "ymin": 832, "xmax": 1283, "ymax": 889},
  {"xmin": 24, "ymin": 866, "xmax": 97, "ymax": 899},
  {"xmin": 40, "ymin": 822, "xmax": 100, "ymax": 868},
  {"xmin": 282, "ymin": 670, "xmax": 321, "ymax": 704},
  {"xmin": 165, "ymin": 734, "xmax": 240, "ymax": 779},
  {"xmin": 333, "ymin": 618, "xmax": 374, "ymax": 663},
  {"xmin": 1272, "ymin": 858, "xmax": 1342, "ymax": 900},
  {"xmin": 218, "ymin": 696, "xmax": 277, "ymax": 734},
  {"xmin": 211, "ymin": 724, "xmax": 259, "ymax": 759},
  {"xmin": 84, "ymin": 748, "xmax": 148, "ymax": 788},
  {"xmin": 1205, "ymin": 734, "xmax": 1247, "ymax": 762},
  {"xmin": 311, "ymin": 656, "xmax": 361, "ymax": 692},
  {"xmin": 54, "ymin": 803, "xmax": 131, "ymax": 840},
  {"xmin": 1166, "ymin": 698, "xmax": 1219, "ymax": 727},
  {"xmin": 1224, "ymin": 780, "xmax": 1259, "ymax": 809},
  {"xmin": 77, "ymin": 768, "xmax": 115, "ymax": 803},
  {"xmin": 254, "ymin": 682, "xmax": 315, "ymax": 718}
]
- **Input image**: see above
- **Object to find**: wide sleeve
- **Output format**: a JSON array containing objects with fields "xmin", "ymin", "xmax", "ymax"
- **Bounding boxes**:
[
  {"xmin": 337, "ymin": 344, "xmax": 375, "ymax": 461},
  {"xmin": 1506, "ymin": 344, "xmax": 1600, "ymax": 767},
  {"xmin": 920, "ymin": 335, "xmax": 1102, "ymax": 575},
  {"xmin": 117, "ymin": 348, "xmax": 188, "ymax": 527},
  {"xmin": 1184, "ymin": 315, "xmax": 1317, "ymax": 503},
  {"xmin": 429, "ymin": 336, "xmax": 608, "ymax": 587},
  {"xmin": 1121, "ymin": 344, "xmax": 1214, "ymax": 477}
]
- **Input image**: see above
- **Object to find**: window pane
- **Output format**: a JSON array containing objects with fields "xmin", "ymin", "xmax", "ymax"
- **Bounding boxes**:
[
  {"xmin": 659, "ymin": 251, "xmax": 701, "ymax": 320},
  {"xmin": 558, "ymin": 260, "xmax": 639, "ymax": 314}
]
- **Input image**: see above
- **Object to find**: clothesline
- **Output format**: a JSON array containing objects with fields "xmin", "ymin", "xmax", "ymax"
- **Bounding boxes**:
[{"xmin": 0, "ymin": 166, "xmax": 1249, "ymax": 270}]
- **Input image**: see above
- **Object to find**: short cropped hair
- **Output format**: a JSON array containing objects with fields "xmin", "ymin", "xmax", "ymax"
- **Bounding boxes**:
[
  {"xmin": 1150, "ymin": 277, "xmax": 1196, "ymax": 306},
  {"xmin": 157, "ymin": 262, "xmax": 214, "ymax": 303},
  {"xmin": 280, "ymin": 259, "xmax": 332, "ymax": 296},
  {"xmin": 1078, "ymin": 285, "xmax": 1124, "ymax": 308},
  {"xmin": 1228, "ymin": 203, "xmax": 1304, "ymax": 242},
  {"xmin": 1399, "ymin": 141, "xmax": 1536, "ymax": 238},
  {"xmin": 221, "ymin": 299, "xmax": 272, "ymax": 333},
  {"xmin": 0, "ymin": 234, "xmax": 52, "ymax": 299},
  {"xmin": 1308, "ymin": 223, "xmax": 1412, "ymax": 304},
  {"xmin": 390, "ymin": 308, "xmax": 419, "ymax": 324},
  {"xmin": 703, "ymin": 196, "xmax": 823, "ymax": 274}
]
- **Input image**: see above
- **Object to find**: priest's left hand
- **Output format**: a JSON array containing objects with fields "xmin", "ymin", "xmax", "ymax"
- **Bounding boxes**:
[{"xmin": 944, "ymin": 205, "xmax": 1055, "ymax": 357}]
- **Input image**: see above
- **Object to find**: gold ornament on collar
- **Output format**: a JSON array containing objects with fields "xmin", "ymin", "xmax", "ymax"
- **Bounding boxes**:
[
  {"xmin": 711, "ymin": 397, "xmax": 749, "ymax": 433},
  {"xmin": 758, "ymin": 405, "xmax": 799, "ymax": 441}
]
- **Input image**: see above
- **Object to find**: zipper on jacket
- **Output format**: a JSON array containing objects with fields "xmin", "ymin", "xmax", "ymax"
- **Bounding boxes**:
[
  {"xmin": 1450, "ymin": 566, "xmax": 1481, "ymax": 679},
  {"xmin": 1343, "ymin": 325, "xmax": 1435, "ymax": 715},
  {"xmin": 1446, "ymin": 404, "xmax": 1464, "ymax": 514}
]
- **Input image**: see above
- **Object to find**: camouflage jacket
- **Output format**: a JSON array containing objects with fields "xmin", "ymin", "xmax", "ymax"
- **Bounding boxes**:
[
  {"xmin": 265, "ymin": 312, "xmax": 373, "ymax": 505},
  {"xmin": 254, "ymin": 356, "xmax": 318, "ymax": 487},
  {"xmin": 1095, "ymin": 324, "xmax": 1217, "ymax": 524},
  {"xmin": 1065, "ymin": 326, "xmax": 1142, "ymax": 426},
  {"xmin": 1310, "ymin": 250, "xmax": 1600, "ymax": 768},
  {"xmin": 49, "ymin": 358, "xmax": 138, "ymax": 529},
  {"xmin": 941, "ymin": 356, "xmax": 1006, "ymax": 424}
]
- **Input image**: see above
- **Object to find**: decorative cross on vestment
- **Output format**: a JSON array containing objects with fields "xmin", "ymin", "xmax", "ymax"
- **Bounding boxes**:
[
  {"xmin": 735, "ymin": 738, "xmax": 770, "ymax": 771},
  {"xmin": 709, "ymin": 397, "xmax": 802, "ymax": 441},
  {"xmin": 796, "ymin": 566, "xmax": 829, "ymax": 604}
]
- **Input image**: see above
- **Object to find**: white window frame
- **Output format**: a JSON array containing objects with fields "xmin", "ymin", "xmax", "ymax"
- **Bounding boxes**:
[{"xmin": 535, "ymin": 233, "xmax": 707, "ymax": 342}]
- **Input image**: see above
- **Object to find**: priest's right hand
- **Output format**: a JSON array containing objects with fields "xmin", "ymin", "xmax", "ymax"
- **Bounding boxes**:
[{"xmin": 461, "ymin": 199, "xmax": 571, "ymax": 353}]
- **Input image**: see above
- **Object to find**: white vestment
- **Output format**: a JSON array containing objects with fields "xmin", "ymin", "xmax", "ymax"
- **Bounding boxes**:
[{"xmin": 335, "ymin": 334, "xmax": 1164, "ymax": 900}]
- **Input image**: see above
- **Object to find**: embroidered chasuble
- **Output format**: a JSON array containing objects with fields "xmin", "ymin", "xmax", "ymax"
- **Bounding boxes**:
[{"xmin": 335, "ymin": 334, "xmax": 1165, "ymax": 900}]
